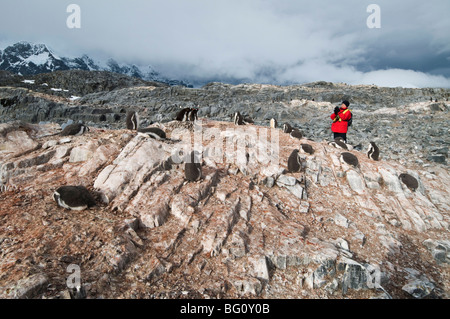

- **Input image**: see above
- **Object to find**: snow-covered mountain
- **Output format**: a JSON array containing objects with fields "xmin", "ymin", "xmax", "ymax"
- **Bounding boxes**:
[{"xmin": 0, "ymin": 41, "xmax": 190, "ymax": 87}]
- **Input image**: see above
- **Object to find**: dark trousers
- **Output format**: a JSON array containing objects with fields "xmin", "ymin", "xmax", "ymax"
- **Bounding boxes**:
[{"xmin": 333, "ymin": 132, "xmax": 347, "ymax": 143}]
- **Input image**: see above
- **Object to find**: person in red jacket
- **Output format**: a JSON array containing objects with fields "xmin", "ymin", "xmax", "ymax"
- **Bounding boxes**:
[{"xmin": 330, "ymin": 100, "xmax": 352, "ymax": 143}]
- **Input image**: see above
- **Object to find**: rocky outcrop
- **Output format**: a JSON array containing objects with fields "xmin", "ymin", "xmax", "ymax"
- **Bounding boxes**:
[
  {"xmin": 1, "ymin": 80, "xmax": 449, "ymax": 169},
  {"xmin": 0, "ymin": 70, "xmax": 168, "ymax": 98},
  {"xmin": 0, "ymin": 119, "xmax": 448, "ymax": 299}
]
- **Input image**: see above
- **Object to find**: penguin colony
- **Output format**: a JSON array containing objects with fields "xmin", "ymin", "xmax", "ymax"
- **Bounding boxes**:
[{"xmin": 53, "ymin": 106, "xmax": 390, "ymax": 213}]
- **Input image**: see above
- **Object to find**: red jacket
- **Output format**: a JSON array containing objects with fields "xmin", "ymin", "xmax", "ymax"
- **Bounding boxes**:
[{"xmin": 331, "ymin": 107, "xmax": 352, "ymax": 133}]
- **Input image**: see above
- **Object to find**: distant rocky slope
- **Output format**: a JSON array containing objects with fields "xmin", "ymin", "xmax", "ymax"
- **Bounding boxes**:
[
  {"xmin": 0, "ymin": 118, "xmax": 449, "ymax": 299},
  {"xmin": 0, "ymin": 70, "xmax": 168, "ymax": 97},
  {"xmin": 1, "ymin": 77, "xmax": 449, "ymax": 167}
]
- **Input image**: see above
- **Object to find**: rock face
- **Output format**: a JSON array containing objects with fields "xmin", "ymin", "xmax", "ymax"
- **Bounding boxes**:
[
  {"xmin": 0, "ymin": 118, "xmax": 449, "ymax": 299},
  {"xmin": 1, "ymin": 79, "xmax": 449, "ymax": 169}
]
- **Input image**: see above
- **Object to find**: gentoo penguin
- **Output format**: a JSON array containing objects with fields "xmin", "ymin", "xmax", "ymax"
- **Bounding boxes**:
[
  {"xmin": 176, "ymin": 108, "xmax": 191, "ymax": 121},
  {"xmin": 399, "ymin": 173, "xmax": 418, "ymax": 192},
  {"xmin": 290, "ymin": 129, "xmax": 303, "ymax": 140},
  {"xmin": 270, "ymin": 118, "xmax": 277, "ymax": 129},
  {"xmin": 340, "ymin": 152, "xmax": 359, "ymax": 168},
  {"xmin": 300, "ymin": 144, "xmax": 314, "ymax": 155},
  {"xmin": 126, "ymin": 111, "xmax": 139, "ymax": 130},
  {"xmin": 283, "ymin": 123, "xmax": 293, "ymax": 134},
  {"xmin": 243, "ymin": 115, "xmax": 254, "ymax": 124},
  {"xmin": 60, "ymin": 123, "xmax": 89, "ymax": 136},
  {"xmin": 188, "ymin": 108, "xmax": 199, "ymax": 122},
  {"xmin": 138, "ymin": 127, "xmax": 167, "ymax": 140},
  {"xmin": 287, "ymin": 149, "xmax": 302, "ymax": 173},
  {"xmin": 367, "ymin": 141, "xmax": 380, "ymax": 161},
  {"xmin": 53, "ymin": 186, "xmax": 96, "ymax": 211},
  {"xmin": 234, "ymin": 112, "xmax": 244, "ymax": 125},
  {"xmin": 329, "ymin": 137, "xmax": 348, "ymax": 150},
  {"xmin": 184, "ymin": 151, "xmax": 202, "ymax": 181}
]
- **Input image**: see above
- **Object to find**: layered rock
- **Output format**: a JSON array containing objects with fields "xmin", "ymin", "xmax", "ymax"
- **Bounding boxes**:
[{"xmin": 0, "ymin": 119, "xmax": 448, "ymax": 299}]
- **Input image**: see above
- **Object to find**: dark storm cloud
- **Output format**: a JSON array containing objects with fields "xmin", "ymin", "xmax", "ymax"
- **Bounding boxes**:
[{"xmin": 1, "ymin": 0, "xmax": 449, "ymax": 87}]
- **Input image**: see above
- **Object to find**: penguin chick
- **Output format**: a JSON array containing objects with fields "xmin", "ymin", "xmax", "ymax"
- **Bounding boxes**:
[
  {"xmin": 300, "ymin": 144, "xmax": 314, "ymax": 155},
  {"xmin": 340, "ymin": 152, "xmax": 359, "ymax": 168},
  {"xmin": 53, "ymin": 186, "xmax": 96, "ymax": 211},
  {"xmin": 138, "ymin": 127, "xmax": 167, "ymax": 140},
  {"xmin": 399, "ymin": 173, "xmax": 418, "ymax": 192},
  {"xmin": 287, "ymin": 149, "xmax": 302, "ymax": 173},
  {"xmin": 60, "ymin": 123, "xmax": 89, "ymax": 136},
  {"xmin": 329, "ymin": 137, "xmax": 348, "ymax": 150},
  {"xmin": 184, "ymin": 151, "xmax": 202, "ymax": 181},
  {"xmin": 290, "ymin": 129, "xmax": 303, "ymax": 140},
  {"xmin": 243, "ymin": 116, "xmax": 254, "ymax": 124}
]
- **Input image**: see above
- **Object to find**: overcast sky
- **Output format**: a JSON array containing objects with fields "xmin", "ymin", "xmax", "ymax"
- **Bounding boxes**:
[{"xmin": 1, "ymin": 0, "xmax": 450, "ymax": 88}]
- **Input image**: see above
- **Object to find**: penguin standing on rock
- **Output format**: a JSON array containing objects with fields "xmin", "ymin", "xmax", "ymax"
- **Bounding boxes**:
[
  {"xmin": 126, "ymin": 111, "xmax": 139, "ymax": 130},
  {"xmin": 53, "ymin": 186, "xmax": 96, "ymax": 211},
  {"xmin": 287, "ymin": 149, "xmax": 303, "ymax": 173},
  {"xmin": 60, "ymin": 123, "xmax": 89, "ymax": 136},
  {"xmin": 367, "ymin": 141, "xmax": 380, "ymax": 161},
  {"xmin": 176, "ymin": 108, "xmax": 191, "ymax": 121},
  {"xmin": 283, "ymin": 123, "xmax": 293, "ymax": 134},
  {"xmin": 234, "ymin": 112, "xmax": 244, "ymax": 125},
  {"xmin": 188, "ymin": 108, "xmax": 199, "ymax": 122},
  {"xmin": 184, "ymin": 151, "xmax": 202, "ymax": 181}
]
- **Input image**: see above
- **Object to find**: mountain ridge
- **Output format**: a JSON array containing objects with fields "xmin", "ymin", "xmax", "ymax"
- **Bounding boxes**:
[{"xmin": 0, "ymin": 41, "xmax": 190, "ymax": 87}]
